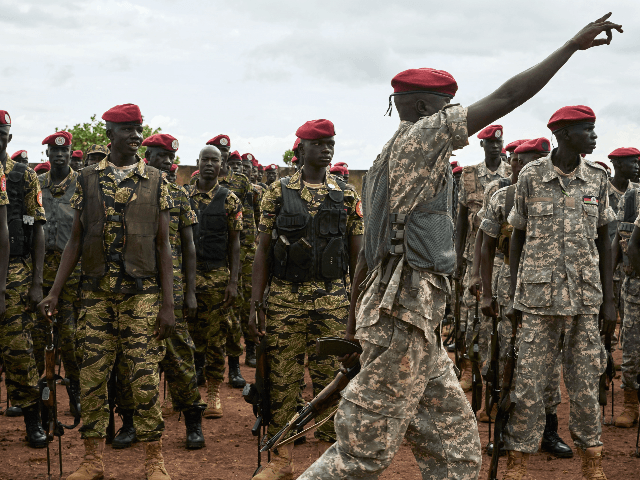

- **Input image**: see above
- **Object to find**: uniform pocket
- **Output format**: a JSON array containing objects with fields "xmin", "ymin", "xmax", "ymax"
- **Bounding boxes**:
[
  {"xmin": 582, "ymin": 204, "xmax": 598, "ymax": 239},
  {"xmin": 527, "ymin": 201, "xmax": 553, "ymax": 237},
  {"xmin": 581, "ymin": 265, "xmax": 603, "ymax": 306},
  {"xmin": 519, "ymin": 268, "xmax": 553, "ymax": 308}
]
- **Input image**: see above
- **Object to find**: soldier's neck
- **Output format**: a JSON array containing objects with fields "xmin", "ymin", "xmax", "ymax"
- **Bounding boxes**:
[
  {"xmin": 109, "ymin": 150, "xmax": 138, "ymax": 168},
  {"xmin": 50, "ymin": 165, "xmax": 70, "ymax": 184},
  {"xmin": 197, "ymin": 176, "xmax": 218, "ymax": 193},
  {"xmin": 484, "ymin": 155, "xmax": 501, "ymax": 172},
  {"xmin": 301, "ymin": 166, "xmax": 326, "ymax": 185},
  {"xmin": 610, "ymin": 174, "xmax": 630, "ymax": 193},
  {"xmin": 551, "ymin": 146, "xmax": 580, "ymax": 175}
]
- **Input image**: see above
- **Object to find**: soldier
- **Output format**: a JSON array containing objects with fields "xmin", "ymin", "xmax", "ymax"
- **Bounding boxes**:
[
  {"xmin": 264, "ymin": 163, "xmax": 278, "ymax": 185},
  {"xmin": 328, "ymin": 164, "xmax": 346, "ymax": 182},
  {"xmin": 110, "ymin": 134, "xmax": 206, "ymax": 451},
  {"xmin": 456, "ymin": 124, "xmax": 510, "ymax": 393},
  {"xmin": 39, "ymin": 103, "xmax": 176, "ymax": 480},
  {"xmin": 257, "ymin": 163, "xmax": 268, "ymax": 189},
  {"xmin": 241, "ymin": 152, "xmax": 254, "ymax": 179},
  {"xmin": 291, "ymin": 138, "xmax": 302, "ymax": 172},
  {"xmin": 11, "ymin": 150, "xmax": 29, "ymax": 165},
  {"xmin": 166, "ymin": 163, "xmax": 178, "ymax": 184},
  {"xmin": 34, "ymin": 162, "xmax": 51, "ymax": 175},
  {"xmin": 505, "ymin": 105, "xmax": 619, "ymax": 479},
  {"xmin": 185, "ymin": 145, "xmax": 242, "ymax": 419},
  {"xmin": 333, "ymin": 162, "xmax": 349, "ymax": 184},
  {"xmin": 248, "ymin": 119, "xmax": 363, "ymax": 479},
  {"xmin": 85, "ymin": 144, "xmax": 109, "ymax": 167},
  {"xmin": 70, "ymin": 150, "xmax": 84, "ymax": 172},
  {"xmin": 36, "ymin": 131, "xmax": 82, "ymax": 419},
  {"xmin": 297, "ymin": 14, "xmax": 622, "ymax": 480},
  {"xmin": 480, "ymin": 137, "xmax": 572, "ymax": 458},
  {"xmin": 0, "ymin": 109, "xmax": 47, "ymax": 448}
]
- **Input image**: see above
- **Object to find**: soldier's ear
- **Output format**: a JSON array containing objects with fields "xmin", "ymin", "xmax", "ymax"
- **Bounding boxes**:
[
  {"xmin": 7, "ymin": 133, "xmax": 12, "ymax": 144},
  {"xmin": 480, "ymin": 140, "xmax": 484, "ymax": 147}
]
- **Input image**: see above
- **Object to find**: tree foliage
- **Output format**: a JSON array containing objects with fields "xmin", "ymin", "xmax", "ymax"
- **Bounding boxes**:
[{"xmin": 282, "ymin": 149, "xmax": 294, "ymax": 166}]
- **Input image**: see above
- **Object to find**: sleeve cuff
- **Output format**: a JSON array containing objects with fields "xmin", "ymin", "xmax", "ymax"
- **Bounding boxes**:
[{"xmin": 507, "ymin": 210, "xmax": 527, "ymax": 230}]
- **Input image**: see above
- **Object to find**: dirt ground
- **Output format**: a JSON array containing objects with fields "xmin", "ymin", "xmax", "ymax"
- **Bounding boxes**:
[{"xmin": 1, "ymin": 347, "xmax": 640, "ymax": 479}]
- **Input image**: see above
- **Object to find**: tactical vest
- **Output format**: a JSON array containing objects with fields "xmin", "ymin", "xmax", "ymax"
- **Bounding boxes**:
[
  {"xmin": 190, "ymin": 185, "xmax": 230, "ymax": 271},
  {"xmin": 363, "ymin": 131, "xmax": 455, "ymax": 296},
  {"xmin": 41, "ymin": 178, "xmax": 76, "ymax": 252},
  {"xmin": 80, "ymin": 165, "xmax": 161, "ymax": 286},
  {"xmin": 271, "ymin": 178, "xmax": 349, "ymax": 284},
  {"xmin": 496, "ymin": 179, "xmax": 515, "ymax": 266},
  {"xmin": 618, "ymin": 187, "xmax": 638, "ymax": 277},
  {"xmin": 6, "ymin": 162, "xmax": 34, "ymax": 257}
]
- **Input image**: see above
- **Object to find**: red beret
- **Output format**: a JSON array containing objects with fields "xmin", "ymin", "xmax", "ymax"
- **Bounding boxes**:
[
  {"xmin": 264, "ymin": 164, "xmax": 278, "ymax": 172},
  {"xmin": 170, "ymin": 164, "xmax": 178, "ymax": 173},
  {"xmin": 34, "ymin": 162, "xmax": 51, "ymax": 174},
  {"xmin": 329, "ymin": 165, "xmax": 347, "ymax": 175},
  {"xmin": 42, "ymin": 131, "xmax": 73, "ymax": 147},
  {"xmin": 142, "ymin": 133, "xmax": 179, "ymax": 152},
  {"xmin": 334, "ymin": 162, "xmax": 348, "ymax": 168},
  {"xmin": 0, "ymin": 110, "xmax": 11, "ymax": 126},
  {"xmin": 391, "ymin": 68, "xmax": 457, "ymax": 97},
  {"xmin": 501, "ymin": 148, "xmax": 507, "ymax": 154},
  {"xmin": 595, "ymin": 161, "xmax": 611, "ymax": 171},
  {"xmin": 72, "ymin": 150, "xmax": 83, "ymax": 158},
  {"xmin": 608, "ymin": 147, "xmax": 640, "ymax": 160},
  {"xmin": 295, "ymin": 119, "xmax": 335, "ymax": 140},
  {"xmin": 143, "ymin": 158, "xmax": 149, "ymax": 164},
  {"xmin": 477, "ymin": 125, "xmax": 503, "ymax": 140},
  {"xmin": 292, "ymin": 138, "xmax": 301, "ymax": 153},
  {"xmin": 102, "ymin": 103, "xmax": 143, "ymax": 124},
  {"xmin": 207, "ymin": 134, "xmax": 230, "ymax": 147},
  {"xmin": 191, "ymin": 169, "xmax": 199, "ymax": 178},
  {"xmin": 291, "ymin": 156, "xmax": 299, "ymax": 164},
  {"xmin": 547, "ymin": 105, "xmax": 596, "ymax": 132},
  {"xmin": 452, "ymin": 166, "xmax": 463, "ymax": 175},
  {"xmin": 450, "ymin": 160, "xmax": 460, "ymax": 168},
  {"xmin": 241, "ymin": 153, "xmax": 255, "ymax": 162},
  {"xmin": 11, "ymin": 150, "xmax": 27, "ymax": 160},
  {"xmin": 505, "ymin": 139, "xmax": 528, "ymax": 153},
  {"xmin": 514, "ymin": 137, "xmax": 551, "ymax": 154},
  {"xmin": 228, "ymin": 150, "xmax": 242, "ymax": 161},
  {"xmin": 258, "ymin": 164, "xmax": 264, "ymax": 171}
]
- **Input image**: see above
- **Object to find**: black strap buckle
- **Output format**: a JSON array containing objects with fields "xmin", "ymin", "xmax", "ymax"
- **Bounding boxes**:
[{"xmin": 106, "ymin": 215, "xmax": 122, "ymax": 223}]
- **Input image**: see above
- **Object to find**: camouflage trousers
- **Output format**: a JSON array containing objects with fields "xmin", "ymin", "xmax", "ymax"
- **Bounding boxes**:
[
  {"xmin": 265, "ymin": 302, "xmax": 346, "ymax": 442},
  {"xmin": 237, "ymin": 252, "xmax": 253, "ymax": 339},
  {"xmin": 621, "ymin": 298, "xmax": 640, "ymax": 391},
  {"xmin": 299, "ymin": 312, "xmax": 481, "ymax": 480},
  {"xmin": 504, "ymin": 313, "xmax": 606, "ymax": 452},
  {"xmin": 0, "ymin": 258, "xmax": 40, "ymax": 408},
  {"xmin": 76, "ymin": 290, "xmax": 165, "ymax": 441}
]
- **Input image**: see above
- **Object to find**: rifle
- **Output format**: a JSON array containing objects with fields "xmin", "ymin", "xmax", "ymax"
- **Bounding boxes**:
[
  {"xmin": 242, "ymin": 335, "xmax": 272, "ymax": 476},
  {"xmin": 453, "ymin": 277, "xmax": 465, "ymax": 373},
  {"xmin": 598, "ymin": 325, "xmax": 615, "ymax": 425},
  {"xmin": 259, "ymin": 337, "xmax": 362, "ymax": 453},
  {"xmin": 488, "ymin": 311, "xmax": 519, "ymax": 480},
  {"xmin": 484, "ymin": 296, "xmax": 500, "ymax": 448},
  {"xmin": 469, "ymin": 289, "xmax": 482, "ymax": 414}
]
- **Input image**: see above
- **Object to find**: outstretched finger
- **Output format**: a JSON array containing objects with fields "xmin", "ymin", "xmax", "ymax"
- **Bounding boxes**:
[{"xmin": 594, "ymin": 12, "xmax": 612, "ymax": 23}]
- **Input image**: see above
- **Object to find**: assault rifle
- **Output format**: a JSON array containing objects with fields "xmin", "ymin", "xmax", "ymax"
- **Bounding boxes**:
[
  {"xmin": 469, "ymin": 289, "xmax": 483, "ymax": 414},
  {"xmin": 598, "ymin": 323, "xmax": 615, "ymax": 425},
  {"xmin": 488, "ymin": 311, "xmax": 519, "ymax": 480},
  {"xmin": 453, "ymin": 277, "xmax": 466, "ymax": 373},
  {"xmin": 484, "ymin": 296, "xmax": 500, "ymax": 448},
  {"xmin": 260, "ymin": 337, "xmax": 362, "ymax": 453}
]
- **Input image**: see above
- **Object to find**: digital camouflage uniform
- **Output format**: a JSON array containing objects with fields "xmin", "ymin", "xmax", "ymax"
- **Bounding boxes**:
[
  {"xmin": 116, "ymin": 180, "xmax": 205, "ymax": 412},
  {"xmin": 0, "ymin": 154, "xmax": 43, "ymax": 408},
  {"xmin": 35, "ymin": 169, "xmax": 81, "ymax": 383},
  {"xmin": 300, "ymin": 105, "xmax": 481, "ymax": 479},
  {"xmin": 259, "ymin": 169, "xmax": 361, "ymax": 442},
  {"xmin": 504, "ymin": 156, "xmax": 613, "ymax": 453},
  {"xmin": 72, "ymin": 157, "xmax": 172, "ymax": 442},
  {"xmin": 184, "ymin": 181, "xmax": 242, "ymax": 383}
]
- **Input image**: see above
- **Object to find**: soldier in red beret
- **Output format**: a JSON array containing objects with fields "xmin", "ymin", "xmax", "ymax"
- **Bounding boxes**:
[
  {"xmin": 33, "ymin": 162, "xmax": 51, "ymax": 174},
  {"xmin": 166, "ymin": 162, "xmax": 178, "ymax": 184},
  {"xmin": 39, "ymin": 103, "xmax": 176, "ymax": 480},
  {"xmin": 11, "ymin": 149, "xmax": 29, "ymax": 165},
  {"xmin": 264, "ymin": 163, "xmax": 278, "ymax": 186},
  {"xmin": 298, "ymin": 13, "xmax": 623, "ymax": 480},
  {"xmin": 70, "ymin": 150, "xmax": 84, "ymax": 172}
]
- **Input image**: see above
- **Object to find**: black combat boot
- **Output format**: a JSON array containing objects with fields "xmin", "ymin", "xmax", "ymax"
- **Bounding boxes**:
[
  {"xmin": 6, "ymin": 405, "xmax": 23, "ymax": 417},
  {"xmin": 540, "ymin": 413, "xmax": 573, "ymax": 458},
  {"xmin": 112, "ymin": 409, "xmax": 137, "ymax": 449},
  {"xmin": 195, "ymin": 353, "xmax": 206, "ymax": 387},
  {"xmin": 68, "ymin": 379, "xmax": 82, "ymax": 420},
  {"xmin": 22, "ymin": 404, "xmax": 47, "ymax": 448},
  {"xmin": 183, "ymin": 407, "xmax": 205, "ymax": 450},
  {"xmin": 228, "ymin": 357, "xmax": 246, "ymax": 389},
  {"xmin": 245, "ymin": 341, "xmax": 257, "ymax": 368}
]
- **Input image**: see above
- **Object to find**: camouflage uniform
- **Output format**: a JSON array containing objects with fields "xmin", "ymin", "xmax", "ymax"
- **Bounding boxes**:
[
  {"xmin": 259, "ymin": 170, "xmax": 361, "ymax": 442},
  {"xmin": 0, "ymin": 155, "xmax": 43, "ymax": 408},
  {"xmin": 116, "ymin": 181, "xmax": 205, "ymax": 412},
  {"xmin": 34, "ymin": 169, "xmax": 81, "ymax": 383},
  {"xmin": 299, "ymin": 105, "xmax": 481, "ymax": 479},
  {"xmin": 184, "ymin": 181, "xmax": 242, "ymax": 383},
  {"xmin": 504, "ymin": 156, "xmax": 613, "ymax": 452},
  {"xmin": 71, "ymin": 157, "xmax": 173, "ymax": 441}
]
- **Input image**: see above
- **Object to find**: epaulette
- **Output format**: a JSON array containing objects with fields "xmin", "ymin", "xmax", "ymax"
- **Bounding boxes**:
[
  {"xmin": 519, "ymin": 158, "xmax": 545, "ymax": 174},
  {"xmin": 585, "ymin": 159, "xmax": 607, "ymax": 173}
]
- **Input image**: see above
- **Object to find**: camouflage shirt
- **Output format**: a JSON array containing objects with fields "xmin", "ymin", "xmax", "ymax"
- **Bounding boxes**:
[
  {"xmin": 220, "ymin": 172, "xmax": 256, "ymax": 252},
  {"xmin": 608, "ymin": 179, "xmax": 639, "ymax": 242},
  {"xmin": 2, "ymin": 153, "xmax": 46, "ymax": 223},
  {"xmin": 184, "ymin": 180, "xmax": 243, "ymax": 291},
  {"xmin": 71, "ymin": 156, "xmax": 173, "ymax": 294},
  {"xmin": 459, "ymin": 160, "xmax": 511, "ymax": 262},
  {"xmin": 357, "ymin": 104, "xmax": 468, "ymax": 337},
  {"xmin": 509, "ymin": 155, "xmax": 615, "ymax": 315},
  {"xmin": 0, "ymin": 161, "xmax": 8, "ymax": 206},
  {"xmin": 259, "ymin": 169, "xmax": 363, "ymax": 311},
  {"xmin": 38, "ymin": 168, "xmax": 81, "ymax": 290}
]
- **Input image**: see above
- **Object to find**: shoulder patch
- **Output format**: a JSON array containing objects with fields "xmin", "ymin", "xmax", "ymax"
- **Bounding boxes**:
[
  {"xmin": 355, "ymin": 200, "xmax": 363, "ymax": 218},
  {"xmin": 37, "ymin": 191, "xmax": 42, "ymax": 207},
  {"xmin": 1, "ymin": 175, "xmax": 5, "ymax": 192}
]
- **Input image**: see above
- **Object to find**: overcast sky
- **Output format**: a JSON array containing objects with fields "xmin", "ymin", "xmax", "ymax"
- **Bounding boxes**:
[{"xmin": 2, "ymin": 0, "xmax": 639, "ymax": 169}]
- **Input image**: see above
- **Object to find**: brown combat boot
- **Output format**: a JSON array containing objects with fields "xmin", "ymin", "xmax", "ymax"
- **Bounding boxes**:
[
  {"xmin": 577, "ymin": 446, "xmax": 607, "ymax": 480},
  {"xmin": 476, "ymin": 403, "xmax": 498, "ymax": 423},
  {"xmin": 144, "ymin": 439, "xmax": 171, "ymax": 480},
  {"xmin": 501, "ymin": 451, "xmax": 535, "ymax": 480},
  {"xmin": 253, "ymin": 443, "xmax": 295, "ymax": 480},
  {"xmin": 66, "ymin": 438, "xmax": 105, "ymax": 480},
  {"xmin": 613, "ymin": 389, "xmax": 639, "ymax": 428},
  {"xmin": 203, "ymin": 380, "xmax": 223, "ymax": 419},
  {"xmin": 459, "ymin": 358, "xmax": 473, "ymax": 392},
  {"xmin": 160, "ymin": 391, "xmax": 174, "ymax": 417}
]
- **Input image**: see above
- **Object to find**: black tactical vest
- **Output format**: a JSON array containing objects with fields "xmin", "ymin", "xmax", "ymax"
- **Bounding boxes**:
[
  {"xmin": 271, "ymin": 178, "xmax": 349, "ymax": 283},
  {"xmin": 6, "ymin": 162, "xmax": 34, "ymax": 257},
  {"xmin": 618, "ymin": 188, "xmax": 638, "ymax": 277},
  {"xmin": 191, "ymin": 186, "xmax": 230, "ymax": 271},
  {"xmin": 41, "ymin": 178, "xmax": 76, "ymax": 252}
]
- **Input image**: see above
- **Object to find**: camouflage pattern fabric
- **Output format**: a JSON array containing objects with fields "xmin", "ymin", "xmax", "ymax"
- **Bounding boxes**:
[
  {"xmin": 504, "ymin": 313, "xmax": 606, "ymax": 452},
  {"xmin": 76, "ymin": 291, "xmax": 165, "ymax": 441},
  {"xmin": 1, "ymin": 258, "xmax": 40, "ymax": 408},
  {"xmin": 299, "ymin": 312, "xmax": 481, "ymax": 480},
  {"xmin": 620, "ymin": 277, "xmax": 640, "ymax": 391},
  {"xmin": 3, "ymin": 154, "xmax": 46, "ymax": 223},
  {"xmin": 265, "ymin": 301, "xmax": 347, "ymax": 442},
  {"xmin": 0, "ymin": 160, "xmax": 7, "ymax": 205}
]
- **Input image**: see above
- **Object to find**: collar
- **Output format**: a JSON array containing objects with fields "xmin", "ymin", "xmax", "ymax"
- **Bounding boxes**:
[
  {"xmin": 96, "ymin": 154, "xmax": 148, "ymax": 179},
  {"xmin": 190, "ymin": 179, "xmax": 219, "ymax": 198},
  {"xmin": 3, "ymin": 154, "xmax": 16, "ymax": 174},
  {"xmin": 477, "ymin": 159, "xmax": 508, "ymax": 178},
  {"xmin": 286, "ymin": 168, "xmax": 341, "ymax": 191},
  {"xmin": 41, "ymin": 168, "xmax": 77, "ymax": 190},
  {"xmin": 540, "ymin": 155, "xmax": 590, "ymax": 183}
]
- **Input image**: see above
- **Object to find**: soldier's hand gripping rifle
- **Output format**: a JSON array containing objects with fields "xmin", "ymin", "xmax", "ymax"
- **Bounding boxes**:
[
  {"xmin": 488, "ymin": 310, "xmax": 520, "ymax": 480},
  {"xmin": 259, "ymin": 337, "xmax": 363, "ymax": 454},
  {"xmin": 469, "ymin": 288, "xmax": 483, "ymax": 414},
  {"xmin": 598, "ymin": 315, "xmax": 615, "ymax": 425},
  {"xmin": 484, "ymin": 296, "xmax": 500, "ymax": 448}
]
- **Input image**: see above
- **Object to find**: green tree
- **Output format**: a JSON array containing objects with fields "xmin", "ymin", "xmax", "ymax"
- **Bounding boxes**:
[
  {"xmin": 56, "ymin": 115, "xmax": 179, "ymax": 163},
  {"xmin": 282, "ymin": 149, "xmax": 294, "ymax": 166}
]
